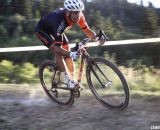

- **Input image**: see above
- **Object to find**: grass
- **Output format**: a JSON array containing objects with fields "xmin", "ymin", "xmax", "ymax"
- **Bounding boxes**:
[
  {"xmin": 77, "ymin": 65, "xmax": 160, "ymax": 97},
  {"xmin": 0, "ymin": 60, "xmax": 160, "ymax": 96},
  {"xmin": 119, "ymin": 66, "xmax": 160, "ymax": 96}
]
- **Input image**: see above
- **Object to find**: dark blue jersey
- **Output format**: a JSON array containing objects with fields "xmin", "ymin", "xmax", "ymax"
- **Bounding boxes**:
[
  {"xmin": 36, "ymin": 8, "xmax": 90, "ymax": 46},
  {"xmin": 37, "ymin": 8, "xmax": 69, "ymax": 43}
]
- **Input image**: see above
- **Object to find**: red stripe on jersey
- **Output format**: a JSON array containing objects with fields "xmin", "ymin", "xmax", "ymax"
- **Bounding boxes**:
[{"xmin": 55, "ymin": 41, "xmax": 63, "ymax": 45}]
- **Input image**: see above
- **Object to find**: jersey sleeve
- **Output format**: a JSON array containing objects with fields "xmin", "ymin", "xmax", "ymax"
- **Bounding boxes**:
[
  {"xmin": 78, "ymin": 13, "xmax": 89, "ymax": 30},
  {"xmin": 78, "ymin": 13, "xmax": 95, "ymax": 38}
]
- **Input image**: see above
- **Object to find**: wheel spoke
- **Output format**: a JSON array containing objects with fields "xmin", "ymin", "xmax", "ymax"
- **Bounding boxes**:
[
  {"xmin": 39, "ymin": 60, "xmax": 74, "ymax": 105},
  {"xmin": 93, "ymin": 63, "xmax": 110, "ymax": 81},
  {"xmin": 90, "ymin": 65, "xmax": 105, "ymax": 88},
  {"xmin": 87, "ymin": 58, "xmax": 130, "ymax": 109}
]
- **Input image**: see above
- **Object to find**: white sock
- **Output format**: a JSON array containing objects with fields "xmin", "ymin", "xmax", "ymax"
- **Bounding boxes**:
[{"xmin": 60, "ymin": 72, "xmax": 70, "ymax": 83}]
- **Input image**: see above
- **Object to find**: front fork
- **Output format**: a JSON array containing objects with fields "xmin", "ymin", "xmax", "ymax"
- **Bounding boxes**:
[{"xmin": 86, "ymin": 58, "xmax": 110, "ymax": 88}]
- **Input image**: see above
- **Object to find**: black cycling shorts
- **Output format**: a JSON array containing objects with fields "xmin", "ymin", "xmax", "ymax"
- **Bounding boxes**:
[{"xmin": 35, "ymin": 26, "xmax": 69, "ymax": 48}]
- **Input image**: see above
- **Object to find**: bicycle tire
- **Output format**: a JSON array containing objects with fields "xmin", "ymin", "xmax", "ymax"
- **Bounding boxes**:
[
  {"xmin": 86, "ymin": 58, "xmax": 130, "ymax": 109},
  {"xmin": 39, "ymin": 60, "xmax": 74, "ymax": 105}
]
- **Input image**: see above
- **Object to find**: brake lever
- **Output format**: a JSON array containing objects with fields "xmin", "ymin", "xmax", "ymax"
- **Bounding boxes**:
[{"xmin": 81, "ymin": 38, "xmax": 90, "ymax": 45}]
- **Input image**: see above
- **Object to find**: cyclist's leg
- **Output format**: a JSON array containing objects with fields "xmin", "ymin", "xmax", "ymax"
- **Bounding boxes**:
[
  {"xmin": 51, "ymin": 47, "xmax": 76, "ymax": 89},
  {"xmin": 61, "ymin": 34, "xmax": 84, "ymax": 90},
  {"xmin": 35, "ymin": 27, "xmax": 67, "ymax": 76},
  {"xmin": 52, "ymin": 46, "xmax": 67, "ymax": 72},
  {"xmin": 35, "ymin": 29, "xmax": 77, "ymax": 89},
  {"xmin": 35, "ymin": 26, "xmax": 54, "ymax": 48},
  {"xmin": 62, "ymin": 34, "xmax": 75, "ymax": 80},
  {"xmin": 35, "ymin": 27, "xmax": 67, "ymax": 73},
  {"xmin": 62, "ymin": 45, "xmax": 75, "ymax": 79},
  {"xmin": 64, "ymin": 58, "xmax": 75, "ymax": 80}
]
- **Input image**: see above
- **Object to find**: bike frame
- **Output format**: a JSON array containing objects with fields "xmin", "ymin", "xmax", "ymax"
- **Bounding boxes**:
[
  {"xmin": 76, "ymin": 43, "xmax": 90, "ymax": 83},
  {"xmin": 77, "ymin": 56, "xmax": 85, "ymax": 83},
  {"xmin": 76, "ymin": 40, "xmax": 109, "ymax": 87}
]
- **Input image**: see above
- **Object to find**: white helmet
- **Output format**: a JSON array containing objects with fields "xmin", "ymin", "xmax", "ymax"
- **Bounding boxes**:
[{"xmin": 64, "ymin": 0, "xmax": 84, "ymax": 11}]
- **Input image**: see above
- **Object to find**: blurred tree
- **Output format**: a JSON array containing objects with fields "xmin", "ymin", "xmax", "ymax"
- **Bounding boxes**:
[
  {"xmin": 85, "ymin": 9, "xmax": 105, "ymax": 30},
  {"xmin": 4, "ymin": 14, "xmax": 25, "ymax": 37},
  {"xmin": 141, "ymin": 8, "xmax": 158, "ymax": 35},
  {"xmin": 11, "ymin": 0, "xmax": 33, "ymax": 19},
  {"xmin": 115, "ymin": 20, "xmax": 125, "ymax": 32},
  {"xmin": 0, "ymin": 0, "xmax": 12, "ymax": 16},
  {"xmin": 34, "ymin": 0, "xmax": 63, "ymax": 16},
  {"xmin": 103, "ymin": 18, "xmax": 115, "ymax": 36},
  {"xmin": 0, "ymin": 25, "xmax": 7, "ymax": 42},
  {"xmin": 0, "ymin": 0, "xmax": 160, "ymax": 67}
]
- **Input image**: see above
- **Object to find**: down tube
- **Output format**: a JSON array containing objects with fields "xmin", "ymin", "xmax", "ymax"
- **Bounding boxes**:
[{"xmin": 77, "ymin": 58, "xmax": 85, "ymax": 83}]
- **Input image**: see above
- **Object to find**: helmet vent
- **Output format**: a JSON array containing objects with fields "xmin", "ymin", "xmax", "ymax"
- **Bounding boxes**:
[
  {"xmin": 75, "ymin": 5, "xmax": 78, "ymax": 9},
  {"xmin": 64, "ymin": 0, "xmax": 84, "ymax": 11}
]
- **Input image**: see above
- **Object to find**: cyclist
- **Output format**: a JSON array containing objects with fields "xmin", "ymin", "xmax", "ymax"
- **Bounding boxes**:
[{"xmin": 35, "ymin": 0, "xmax": 106, "ymax": 90}]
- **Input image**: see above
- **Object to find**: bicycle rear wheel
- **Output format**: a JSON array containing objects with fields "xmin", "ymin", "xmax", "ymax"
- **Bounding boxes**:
[
  {"xmin": 86, "ymin": 58, "xmax": 130, "ymax": 109},
  {"xmin": 39, "ymin": 60, "xmax": 74, "ymax": 105}
]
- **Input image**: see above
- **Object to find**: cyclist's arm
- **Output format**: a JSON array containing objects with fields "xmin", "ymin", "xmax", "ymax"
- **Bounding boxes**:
[
  {"xmin": 78, "ymin": 14, "xmax": 97, "ymax": 41},
  {"xmin": 83, "ymin": 27, "xmax": 97, "ymax": 41}
]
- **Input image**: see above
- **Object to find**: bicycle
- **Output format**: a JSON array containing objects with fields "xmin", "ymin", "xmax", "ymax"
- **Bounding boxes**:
[{"xmin": 39, "ymin": 30, "xmax": 130, "ymax": 109}]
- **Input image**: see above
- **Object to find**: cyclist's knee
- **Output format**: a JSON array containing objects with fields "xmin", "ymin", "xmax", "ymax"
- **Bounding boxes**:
[
  {"xmin": 62, "ymin": 44, "xmax": 70, "ymax": 51},
  {"xmin": 54, "ymin": 46, "xmax": 62, "ymax": 54},
  {"xmin": 50, "ymin": 45, "xmax": 62, "ymax": 56},
  {"xmin": 49, "ymin": 44, "xmax": 55, "ymax": 52}
]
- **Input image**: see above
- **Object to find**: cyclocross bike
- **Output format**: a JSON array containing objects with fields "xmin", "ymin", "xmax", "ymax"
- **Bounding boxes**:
[{"xmin": 39, "ymin": 30, "xmax": 130, "ymax": 109}]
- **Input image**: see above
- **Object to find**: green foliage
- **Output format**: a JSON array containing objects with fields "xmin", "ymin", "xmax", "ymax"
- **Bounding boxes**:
[
  {"xmin": 103, "ymin": 18, "xmax": 115, "ymax": 36},
  {"xmin": 86, "ymin": 9, "xmax": 105, "ymax": 30},
  {"xmin": 0, "ymin": 0, "xmax": 160, "ymax": 67},
  {"xmin": 0, "ymin": 60, "xmax": 160, "ymax": 95},
  {"xmin": 141, "ymin": 8, "xmax": 159, "ymax": 35},
  {"xmin": 4, "ymin": 14, "xmax": 25, "ymax": 37},
  {"xmin": 0, "ymin": 60, "xmax": 15, "ymax": 83},
  {"xmin": 11, "ymin": 0, "xmax": 33, "ymax": 18},
  {"xmin": 127, "ymin": 66, "xmax": 160, "ymax": 93},
  {"xmin": 127, "ymin": 57, "xmax": 153, "ymax": 69},
  {"xmin": 22, "ymin": 19, "xmax": 38, "ymax": 34},
  {"xmin": 104, "ymin": 52, "xmax": 116, "ymax": 63},
  {"xmin": 0, "ymin": 16, "xmax": 6, "ymax": 23},
  {"xmin": 0, "ymin": 0, "xmax": 12, "ymax": 16},
  {"xmin": 0, "ymin": 25, "xmax": 7, "ymax": 42},
  {"xmin": 15, "ymin": 63, "xmax": 38, "ymax": 83},
  {"xmin": 0, "ymin": 60, "xmax": 38, "ymax": 83}
]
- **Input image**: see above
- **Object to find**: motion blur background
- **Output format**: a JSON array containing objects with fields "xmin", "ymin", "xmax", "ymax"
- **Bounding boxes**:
[{"xmin": 0, "ymin": 0, "xmax": 160, "ymax": 94}]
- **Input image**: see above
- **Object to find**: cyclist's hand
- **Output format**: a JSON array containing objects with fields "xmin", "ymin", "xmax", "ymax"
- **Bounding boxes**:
[
  {"xmin": 70, "ymin": 51, "xmax": 79, "ymax": 61},
  {"xmin": 72, "ymin": 43, "xmax": 79, "ymax": 52},
  {"xmin": 98, "ymin": 35, "xmax": 106, "ymax": 45},
  {"xmin": 97, "ymin": 30, "xmax": 109, "ymax": 46}
]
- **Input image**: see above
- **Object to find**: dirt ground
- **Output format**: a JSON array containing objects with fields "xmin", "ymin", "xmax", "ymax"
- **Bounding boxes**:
[{"xmin": 0, "ymin": 84, "xmax": 160, "ymax": 130}]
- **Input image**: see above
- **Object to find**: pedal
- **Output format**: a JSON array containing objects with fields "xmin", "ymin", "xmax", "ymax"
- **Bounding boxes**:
[
  {"xmin": 75, "ymin": 84, "xmax": 84, "ymax": 91},
  {"xmin": 72, "ymin": 89, "xmax": 80, "ymax": 98}
]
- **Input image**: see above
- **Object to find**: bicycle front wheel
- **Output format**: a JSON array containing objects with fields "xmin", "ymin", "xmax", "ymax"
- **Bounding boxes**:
[
  {"xmin": 86, "ymin": 58, "xmax": 130, "ymax": 109},
  {"xmin": 39, "ymin": 60, "xmax": 74, "ymax": 105}
]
